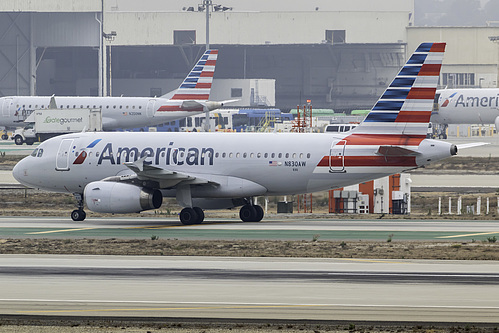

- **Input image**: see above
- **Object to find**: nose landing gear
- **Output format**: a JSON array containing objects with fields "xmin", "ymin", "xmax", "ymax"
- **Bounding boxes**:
[{"xmin": 71, "ymin": 193, "xmax": 86, "ymax": 221}]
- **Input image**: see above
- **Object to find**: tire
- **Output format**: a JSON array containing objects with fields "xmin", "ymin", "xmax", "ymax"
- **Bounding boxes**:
[
  {"xmin": 14, "ymin": 136, "xmax": 23, "ymax": 145},
  {"xmin": 239, "ymin": 204, "xmax": 257, "ymax": 222},
  {"xmin": 1, "ymin": 134, "xmax": 7, "ymax": 140},
  {"xmin": 25, "ymin": 140, "xmax": 34, "ymax": 145},
  {"xmin": 71, "ymin": 209, "xmax": 86, "ymax": 221},
  {"xmin": 179, "ymin": 207, "xmax": 199, "ymax": 225},
  {"xmin": 193, "ymin": 207, "xmax": 205, "ymax": 224},
  {"xmin": 253, "ymin": 205, "xmax": 264, "ymax": 222}
]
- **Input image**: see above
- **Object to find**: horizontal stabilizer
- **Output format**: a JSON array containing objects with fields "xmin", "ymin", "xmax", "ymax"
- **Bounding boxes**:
[
  {"xmin": 456, "ymin": 142, "xmax": 490, "ymax": 150},
  {"xmin": 181, "ymin": 99, "xmax": 239, "ymax": 111},
  {"xmin": 377, "ymin": 145, "xmax": 420, "ymax": 156}
]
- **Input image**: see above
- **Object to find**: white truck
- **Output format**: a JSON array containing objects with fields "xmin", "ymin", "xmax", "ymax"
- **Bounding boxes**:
[{"xmin": 12, "ymin": 108, "xmax": 102, "ymax": 145}]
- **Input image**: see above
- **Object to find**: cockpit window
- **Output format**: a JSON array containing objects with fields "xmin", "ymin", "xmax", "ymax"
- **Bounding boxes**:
[{"xmin": 30, "ymin": 148, "xmax": 44, "ymax": 157}]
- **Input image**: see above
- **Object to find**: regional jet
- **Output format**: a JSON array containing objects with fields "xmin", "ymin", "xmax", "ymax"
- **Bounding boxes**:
[
  {"xmin": 0, "ymin": 49, "xmax": 229, "ymax": 138},
  {"xmin": 431, "ymin": 88, "xmax": 499, "ymax": 138},
  {"xmin": 14, "ymin": 43, "xmax": 463, "ymax": 224}
]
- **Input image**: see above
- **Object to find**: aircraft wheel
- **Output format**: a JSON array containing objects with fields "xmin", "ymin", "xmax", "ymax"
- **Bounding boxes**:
[
  {"xmin": 193, "ymin": 207, "xmax": 205, "ymax": 224},
  {"xmin": 71, "ymin": 209, "xmax": 86, "ymax": 222},
  {"xmin": 253, "ymin": 205, "xmax": 264, "ymax": 222},
  {"xmin": 239, "ymin": 204, "xmax": 257, "ymax": 222},
  {"xmin": 179, "ymin": 207, "xmax": 199, "ymax": 225},
  {"xmin": 14, "ymin": 136, "xmax": 23, "ymax": 145}
]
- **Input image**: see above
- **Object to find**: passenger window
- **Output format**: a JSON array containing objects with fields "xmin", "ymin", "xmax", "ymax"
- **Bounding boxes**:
[
  {"xmin": 132, "ymin": 106, "xmax": 135, "ymax": 109},
  {"xmin": 215, "ymin": 152, "xmax": 219, "ymax": 158},
  {"xmin": 139, "ymin": 106, "xmax": 142, "ymax": 109},
  {"xmin": 229, "ymin": 153, "xmax": 233, "ymax": 158},
  {"xmin": 257, "ymin": 153, "xmax": 261, "ymax": 158},
  {"xmin": 271, "ymin": 153, "xmax": 275, "ymax": 158},
  {"xmin": 113, "ymin": 105, "xmax": 116, "ymax": 109},
  {"xmin": 106, "ymin": 105, "xmax": 109, "ymax": 109},
  {"xmin": 120, "ymin": 105, "xmax": 122, "ymax": 109},
  {"xmin": 250, "ymin": 153, "xmax": 254, "ymax": 158},
  {"xmin": 307, "ymin": 153, "xmax": 311, "ymax": 158},
  {"xmin": 278, "ymin": 153, "xmax": 282, "ymax": 158},
  {"xmin": 243, "ymin": 153, "xmax": 247, "ymax": 158},
  {"xmin": 126, "ymin": 106, "xmax": 129, "ymax": 109},
  {"xmin": 67, "ymin": 105, "xmax": 69, "ymax": 108},
  {"xmin": 292, "ymin": 153, "xmax": 296, "ymax": 158},
  {"xmin": 73, "ymin": 105, "xmax": 76, "ymax": 108},
  {"xmin": 299, "ymin": 153, "xmax": 303, "ymax": 159},
  {"xmin": 264, "ymin": 153, "xmax": 268, "ymax": 158},
  {"xmin": 236, "ymin": 153, "xmax": 240, "ymax": 158},
  {"xmin": 222, "ymin": 152, "xmax": 226, "ymax": 158},
  {"xmin": 285, "ymin": 153, "xmax": 289, "ymax": 158},
  {"xmin": 80, "ymin": 105, "xmax": 83, "ymax": 108}
]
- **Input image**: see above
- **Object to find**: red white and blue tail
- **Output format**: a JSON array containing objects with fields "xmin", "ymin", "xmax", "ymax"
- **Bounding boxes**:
[
  {"xmin": 353, "ymin": 42, "xmax": 445, "ymax": 136},
  {"xmin": 170, "ymin": 49, "xmax": 217, "ymax": 101},
  {"xmin": 157, "ymin": 49, "xmax": 218, "ymax": 112}
]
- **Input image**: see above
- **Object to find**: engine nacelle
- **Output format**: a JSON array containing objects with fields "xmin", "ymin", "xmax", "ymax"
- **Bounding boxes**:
[{"xmin": 84, "ymin": 181, "xmax": 162, "ymax": 214}]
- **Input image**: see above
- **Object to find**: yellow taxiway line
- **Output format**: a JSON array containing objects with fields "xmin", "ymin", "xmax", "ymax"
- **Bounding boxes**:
[
  {"xmin": 437, "ymin": 232, "xmax": 499, "ymax": 239},
  {"xmin": 26, "ymin": 228, "xmax": 95, "ymax": 235}
]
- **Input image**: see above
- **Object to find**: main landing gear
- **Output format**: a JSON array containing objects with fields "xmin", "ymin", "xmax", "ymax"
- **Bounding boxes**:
[
  {"xmin": 179, "ymin": 207, "xmax": 204, "ymax": 225},
  {"xmin": 239, "ymin": 204, "xmax": 264, "ymax": 222},
  {"xmin": 179, "ymin": 203, "xmax": 264, "ymax": 225},
  {"xmin": 71, "ymin": 193, "xmax": 86, "ymax": 221}
]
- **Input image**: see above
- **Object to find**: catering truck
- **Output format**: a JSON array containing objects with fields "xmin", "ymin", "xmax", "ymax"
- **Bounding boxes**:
[{"xmin": 11, "ymin": 108, "xmax": 102, "ymax": 145}]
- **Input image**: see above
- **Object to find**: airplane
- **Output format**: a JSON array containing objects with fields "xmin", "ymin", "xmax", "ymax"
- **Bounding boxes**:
[
  {"xmin": 431, "ymin": 88, "xmax": 499, "ymax": 138},
  {"xmin": 14, "ymin": 42, "xmax": 466, "ymax": 224},
  {"xmin": 0, "ymin": 49, "xmax": 229, "ymax": 140}
]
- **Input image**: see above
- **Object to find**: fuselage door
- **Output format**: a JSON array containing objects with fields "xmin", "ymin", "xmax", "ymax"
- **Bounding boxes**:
[
  {"xmin": 146, "ymin": 99, "xmax": 156, "ymax": 118},
  {"xmin": 329, "ymin": 139, "xmax": 346, "ymax": 173},
  {"xmin": 2, "ymin": 97, "xmax": 13, "ymax": 117},
  {"xmin": 56, "ymin": 139, "xmax": 74, "ymax": 171}
]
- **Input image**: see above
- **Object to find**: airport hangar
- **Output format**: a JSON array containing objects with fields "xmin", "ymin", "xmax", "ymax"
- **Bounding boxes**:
[{"xmin": 1, "ymin": 0, "xmax": 499, "ymax": 113}]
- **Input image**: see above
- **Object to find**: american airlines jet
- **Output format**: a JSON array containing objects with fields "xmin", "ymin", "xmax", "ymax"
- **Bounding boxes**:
[
  {"xmin": 14, "ymin": 43, "xmax": 467, "ymax": 224},
  {"xmin": 0, "ymin": 49, "xmax": 227, "ymax": 137},
  {"xmin": 431, "ymin": 88, "xmax": 499, "ymax": 138}
]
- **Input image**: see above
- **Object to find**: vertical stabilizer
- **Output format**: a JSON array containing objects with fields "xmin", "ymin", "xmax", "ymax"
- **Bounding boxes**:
[{"xmin": 353, "ymin": 43, "xmax": 446, "ymax": 137}]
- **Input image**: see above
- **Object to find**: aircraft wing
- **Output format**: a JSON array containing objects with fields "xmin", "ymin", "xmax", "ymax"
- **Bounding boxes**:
[
  {"xmin": 121, "ymin": 157, "xmax": 218, "ymax": 189},
  {"xmin": 376, "ymin": 145, "xmax": 420, "ymax": 156}
]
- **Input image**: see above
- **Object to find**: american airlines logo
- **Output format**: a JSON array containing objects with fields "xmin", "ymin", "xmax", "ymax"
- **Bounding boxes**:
[
  {"xmin": 97, "ymin": 142, "xmax": 215, "ymax": 166},
  {"xmin": 442, "ymin": 92, "xmax": 499, "ymax": 108}
]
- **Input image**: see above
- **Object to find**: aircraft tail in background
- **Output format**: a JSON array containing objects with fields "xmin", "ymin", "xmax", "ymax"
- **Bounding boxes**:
[{"xmin": 157, "ymin": 49, "xmax": 220, "ymax": 113}]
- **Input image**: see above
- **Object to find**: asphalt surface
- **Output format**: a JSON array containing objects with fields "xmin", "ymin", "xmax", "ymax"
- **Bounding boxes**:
[{"xmin": 0, "ymin": 255, "xmax": 498, "ymax": 323}]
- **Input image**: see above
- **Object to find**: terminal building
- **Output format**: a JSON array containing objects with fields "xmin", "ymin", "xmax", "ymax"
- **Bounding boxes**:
[{"xmin": 1, "ymin": 0, "xmax": 499, "ymax": 112}]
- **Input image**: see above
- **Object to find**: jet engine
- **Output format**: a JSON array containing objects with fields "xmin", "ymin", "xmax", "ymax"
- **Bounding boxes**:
[{"xmin": 84, "ymin": 181, "xmax": 162, "ymax": 214}]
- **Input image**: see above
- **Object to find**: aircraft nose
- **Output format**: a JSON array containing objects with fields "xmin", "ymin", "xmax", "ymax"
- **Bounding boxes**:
[{"xmin": 12, "ymin": 157, "xmax": 29, "ymax": 185}]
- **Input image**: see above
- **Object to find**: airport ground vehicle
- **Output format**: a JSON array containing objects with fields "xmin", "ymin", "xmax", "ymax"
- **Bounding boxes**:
[{"xmin": 11, "ymin": 108, "xmax": 102, "ymax": 145}]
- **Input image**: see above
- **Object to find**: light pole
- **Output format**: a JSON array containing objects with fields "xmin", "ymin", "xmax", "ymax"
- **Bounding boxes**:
[
  {"xmin": 103, "ymin": 31, "xmax": 117, "ymax": 96},
  {"xmin": 183, "ymin": 2, "xmax": 231, "ymax": 131},
  {"xmin": 489, "ymin": 36, "xmax": 499, "ymax": 88}
]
